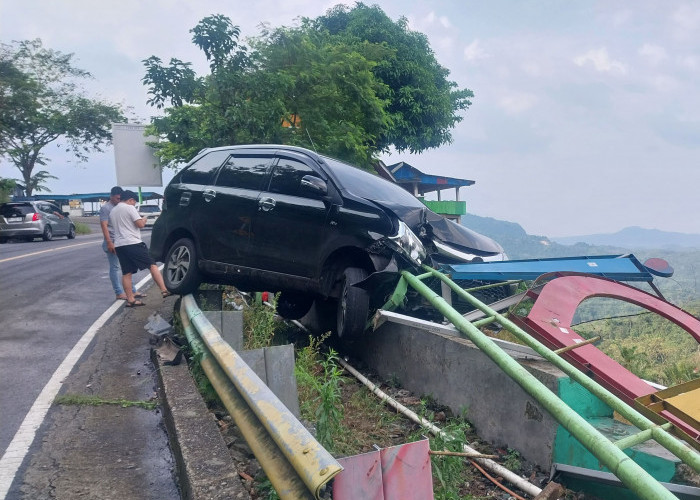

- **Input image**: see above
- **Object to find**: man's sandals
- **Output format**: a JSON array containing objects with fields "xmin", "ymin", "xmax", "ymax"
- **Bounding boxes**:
[{"xmin": 125, "ymin": 300, "xmax": 145, "ymax": 308}]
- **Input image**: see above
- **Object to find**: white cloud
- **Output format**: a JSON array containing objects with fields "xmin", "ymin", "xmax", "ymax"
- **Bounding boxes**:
[
  {"xmin": 671, "ymin": 3, "xmax": 700, "ymax": 40},
  {"xmin": 424, "ymin": 11, "xmax": 451, "ymax": 29},
  {"xmin": 638, "ymin": 43, "xmax": 667, "ymax": 65},
  {"xmin": 573, "ymin": 47, "xmax": 627, "ymax": 74},
  {"xmin": 649, "ymin": 74, "xmax": 680, "ymax": 93},
  {"xmin": 497, "ymin": 92, "xmax": 537, "ymax": 115},
  {"xmin": 463, "ymin": 39, "xmax": 488, "ymax": 62},
  {"xmin": 678, "ymin": 55, "xmax": 699, "ymax": 71}
]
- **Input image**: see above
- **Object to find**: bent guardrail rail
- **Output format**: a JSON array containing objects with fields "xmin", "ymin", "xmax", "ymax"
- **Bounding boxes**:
[{"xmin": 179, "ymin": 294, "xmax": 342, "ymax": 500}]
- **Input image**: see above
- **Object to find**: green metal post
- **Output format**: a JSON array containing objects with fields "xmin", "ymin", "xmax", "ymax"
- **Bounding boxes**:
[
  {"xmin": 427, "ymin": 267, "xmax": 700, "ymax": 473},
  {"xmin": 401, "ymin": 270, "xmax": 677, "ymax": 500}
]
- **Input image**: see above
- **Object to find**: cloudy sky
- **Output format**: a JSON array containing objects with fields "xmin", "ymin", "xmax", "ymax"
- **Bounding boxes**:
[{"xmin": 1, "ymin": 1, "xmax": 699, "ymax": 237}]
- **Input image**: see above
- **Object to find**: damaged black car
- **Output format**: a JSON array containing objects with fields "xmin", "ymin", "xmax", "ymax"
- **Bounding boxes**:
[{"xmin": 150, "ymin": 145, "xmax": 506, "ymax": 339}]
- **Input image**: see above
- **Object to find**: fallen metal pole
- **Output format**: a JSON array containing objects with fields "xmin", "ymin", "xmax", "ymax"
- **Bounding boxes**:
[
  {"xmin": 181, "ymin": 295, "xmax": 342, "ymax": 499},
  {"xmin": 403, "ymin": 270, "xmax": 678, "ymax": 500},
  {"xmin": 337, "ymin": 357, "xmax": 543, "ymax": 498}
]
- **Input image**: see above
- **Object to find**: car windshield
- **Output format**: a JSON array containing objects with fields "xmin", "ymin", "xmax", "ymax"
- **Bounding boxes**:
[
  {"xmin": 321, "ymin": 156, "xmax": 425, "ymax": 208},
  {"xmin": 139, "ymin": 205, "xmax": 160, "ymax": 213}
]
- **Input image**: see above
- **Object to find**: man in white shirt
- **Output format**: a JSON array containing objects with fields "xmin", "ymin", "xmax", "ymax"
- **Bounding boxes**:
[
  {"xmin": 99, "ymin": 186, "xmax": 140, "ymax": 300},
  {"xmin": 110, "ymin": 190, "xmax": 171, "ymax": 307}
]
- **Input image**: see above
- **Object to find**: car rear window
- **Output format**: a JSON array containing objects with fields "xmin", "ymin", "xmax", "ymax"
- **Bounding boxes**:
[
  {"xmin": 0, "ymin": 203, "xmax": 35, "ymax": 217},
  {"xmin": 139, "ymin": 205, "xmax": 160, "ymax": 213}
]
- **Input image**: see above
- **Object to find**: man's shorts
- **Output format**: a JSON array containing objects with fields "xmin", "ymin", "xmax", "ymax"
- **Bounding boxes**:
[{"xmin": 115, "ymin": 242, "xmax": 156, "ymax": 275}]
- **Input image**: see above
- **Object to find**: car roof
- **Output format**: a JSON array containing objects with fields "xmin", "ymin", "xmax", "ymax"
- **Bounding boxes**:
[{"xmin": 197, "ymin": 144, "xmax": 324, "ymax": 164}]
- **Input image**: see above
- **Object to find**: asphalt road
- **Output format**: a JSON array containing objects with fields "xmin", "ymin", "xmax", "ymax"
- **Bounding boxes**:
[{"xmin": 0, "ymin": 223, "xmax": 152, "ymax": 457}]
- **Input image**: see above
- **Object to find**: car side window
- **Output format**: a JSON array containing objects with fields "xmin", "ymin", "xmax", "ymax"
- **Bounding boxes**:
[
  {"xmin": 268, "ymin": 158, "xmax": 318, "ymax": 197},
  {"xmin": 215, "ymin": 154, "xmax": 272, "ymax": 190},
  {"xmin": 180, "ymin": 150, "xmax": 231, "ymax": 185}
]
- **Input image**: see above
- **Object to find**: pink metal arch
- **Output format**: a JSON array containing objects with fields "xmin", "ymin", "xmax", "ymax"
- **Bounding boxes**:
[{"xmin": 510, "ymin": 273, "xmax": 700, "ymax": 444}]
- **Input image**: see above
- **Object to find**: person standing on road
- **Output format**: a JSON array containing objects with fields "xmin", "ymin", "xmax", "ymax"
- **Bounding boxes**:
[
  {"xmin": 110, "ymin": 190, "xmax": 171, "ymax": 307},
  {"xmin": 100, "ymin": 186, "xmax": 141, "ymax": 301}
]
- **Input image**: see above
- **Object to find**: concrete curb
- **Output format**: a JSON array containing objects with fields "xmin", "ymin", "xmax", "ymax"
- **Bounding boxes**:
[{"xmin": 152, "ymin": 346, "xmax": 251, "ymax": 500}]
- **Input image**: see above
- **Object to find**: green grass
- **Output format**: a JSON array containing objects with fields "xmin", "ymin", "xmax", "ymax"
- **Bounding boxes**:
[{"xmin": 74, "ymin": 222, "xmax": 91, "ymax": 235}]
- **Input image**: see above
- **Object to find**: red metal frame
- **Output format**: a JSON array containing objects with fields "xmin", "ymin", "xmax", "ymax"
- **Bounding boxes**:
[{"xmin": 510, "ymin": 273, "xmax": 700, "ymax": 444}]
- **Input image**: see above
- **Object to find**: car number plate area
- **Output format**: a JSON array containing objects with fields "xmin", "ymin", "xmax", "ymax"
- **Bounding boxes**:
[{"xmin": 7, "ymin": 217, "xmax": 22, "ymax": 222}]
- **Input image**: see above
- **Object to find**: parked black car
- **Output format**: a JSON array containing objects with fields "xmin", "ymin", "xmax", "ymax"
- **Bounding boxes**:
[{"xmin": 150, "ymin": 145, "xmax": 506, "ymax": 338}]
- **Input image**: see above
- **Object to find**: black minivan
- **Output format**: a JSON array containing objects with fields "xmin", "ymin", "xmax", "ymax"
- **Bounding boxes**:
[{"xmin": 150, "ymin": 145, "xmax": 506, "ymax": 338}]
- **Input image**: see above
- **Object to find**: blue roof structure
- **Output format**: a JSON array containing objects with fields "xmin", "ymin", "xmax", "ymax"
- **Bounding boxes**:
[{"xmin": 377, "ymin": 161, "xmax": 474, "ymax": 196}]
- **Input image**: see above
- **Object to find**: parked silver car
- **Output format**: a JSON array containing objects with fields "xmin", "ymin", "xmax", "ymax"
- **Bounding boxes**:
[{"xmin": 0, "ymin": 201, "xmax": 76, "ymax": 243}]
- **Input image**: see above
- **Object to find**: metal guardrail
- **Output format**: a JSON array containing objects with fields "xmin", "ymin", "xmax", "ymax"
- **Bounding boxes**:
[{"xmin": 179, "ymin": 294, "xmax": 342, "ymax": 500}]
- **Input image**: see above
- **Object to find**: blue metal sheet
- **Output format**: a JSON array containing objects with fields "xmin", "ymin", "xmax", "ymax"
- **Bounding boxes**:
[{"xmin": 446, "ymin": 254, "xmax": 655, "ymax": 282}]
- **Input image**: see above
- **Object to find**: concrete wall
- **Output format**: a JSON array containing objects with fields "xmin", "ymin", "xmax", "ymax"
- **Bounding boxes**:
[{"xmin": 351, "ymin": 321, "xmax": 566, "ymax": 468}]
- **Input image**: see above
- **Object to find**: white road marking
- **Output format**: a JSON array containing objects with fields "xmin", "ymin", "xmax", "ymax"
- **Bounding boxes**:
[
  {"xmin": 0, "ymin": 240, "xmax": 99, "ymax": 263},
  {"xmin": 0, "ymin": 272, "xmax": 155, "ymax": 499}
]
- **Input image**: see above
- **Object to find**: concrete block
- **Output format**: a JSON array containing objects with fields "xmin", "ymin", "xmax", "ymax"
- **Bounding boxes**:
[
  {"xmin": 221, "ymin": 311, "xmax": 243, "ymax": 351},
  {"xmin": 240, "ymin": 350, "xmax": 267, "ymax": 385},
  {"xmin": 239, "ymin": 346, "xmax": 300, "ymax": 418},
  {"xmin": 264, "ymin": 345, "xmax": 300, "ymax": 417},
  {"xmin": 203, "ymin": 311, "xmax": 222, "ymax": 335}
]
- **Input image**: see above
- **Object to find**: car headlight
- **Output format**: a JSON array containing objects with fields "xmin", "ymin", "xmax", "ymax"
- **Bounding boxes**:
[{"xmin": 386, "ymin": 220, "xmax": 427, "ymax": 266}]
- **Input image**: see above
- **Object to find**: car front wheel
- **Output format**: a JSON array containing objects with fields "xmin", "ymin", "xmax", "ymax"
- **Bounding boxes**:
[
  {"xmin": 42, "ymin": 225, "xmax": 53, "ymax": 241},
  {"xmin": 336, "ymin": 267, "xmax": 369, "ymax": 340},
  {"xmin": 163, "ymin": 238, "xmax": 201, "ymax": 294},
  {"xmin": 67, "ymin": 225, "xmax": 76, "ymax": 239}
]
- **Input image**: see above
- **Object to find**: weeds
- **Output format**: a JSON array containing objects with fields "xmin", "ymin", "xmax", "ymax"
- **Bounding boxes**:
[
  {"xmin": 55, "ymin": 394, "xmax": 158, "ymax": 410},
  {"xmin": 74, "ymin": 222, "xmax": 91, "ymax": 235},
  {"xmin": 244, "ymin": 293, "xmax": 278, "ymax": 349},
  {"xmin": 314, "ymin": 349, "xmax": 345, "ymax": 450},
  {"xmin": 294, "ymin": 334, "xmax": 346, "ymax": 452},
  {"xmin": 429, "ymin": 420, "xmax": 471, "ymax": 500},
  {"xmin": 503, "ymin": 447, "xmax": 522, "ymax": 471}
]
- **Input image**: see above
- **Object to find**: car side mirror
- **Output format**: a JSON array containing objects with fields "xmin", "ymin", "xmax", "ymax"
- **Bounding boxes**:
[
  {"xmin": 300, "ymin": 175, "xmax": 328, "ymax": 197},
  {"xmin": 62, "ymin": 211, "xmax": 70, "ymax": 217}
]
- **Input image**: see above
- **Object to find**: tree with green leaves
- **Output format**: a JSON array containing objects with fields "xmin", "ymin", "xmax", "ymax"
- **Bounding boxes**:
[
  {"xmin": 314, "ymin": 3, "xmax": 473, "ymax": 154},
  {"xmin": 0, "ymin": 39, "xmax": 125, "ymax": 196},
  {"xmin": 142, "ymin": 5, "xmax": 472, "ymax": 168},
  {"xmin": 13, "ymin": 170, "xmax": 58, "ymax": 195}
]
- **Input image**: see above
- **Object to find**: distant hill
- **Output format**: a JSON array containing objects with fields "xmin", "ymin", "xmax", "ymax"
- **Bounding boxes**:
[
  {"xmin": 461, "ymin": 213, "xmax": 627, "ymax": 260},
  {"xmin": 551, "ymin": 226, "xmax": 700, "ymax": 250},
  {"xmin": 461, "ymin": 213, "xmax": 700, "ymax": 305}
]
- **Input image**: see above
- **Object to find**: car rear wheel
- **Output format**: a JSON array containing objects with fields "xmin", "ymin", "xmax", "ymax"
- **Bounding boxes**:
[
  {"xmin": 42, "ymin": 225, "xmax": 53, "ymax": 241},
  {"xmin": 336, "ymin": 267, "xmax": 369, "ymax": 340},
  {"xmin": 163, "ymin": 238, "xmax": 201, "ymax": 294},
  {"xmin": 67, "ymin": 225, "xmax": 76, "ymax": 239}
]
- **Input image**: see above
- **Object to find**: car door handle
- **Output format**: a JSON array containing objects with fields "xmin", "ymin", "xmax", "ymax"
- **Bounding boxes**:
[
  {"xmin": 258, "ymin": 197, "xmax": 276, "ymax": 212},
  {"xmin": 203, "ymin": 189, "xmax": 216, "ymax": 202}
]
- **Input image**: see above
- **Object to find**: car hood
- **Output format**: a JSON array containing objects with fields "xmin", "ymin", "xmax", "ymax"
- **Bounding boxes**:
[{"xmin": 372, "ymin": 200, "xmax": 504, "ymax": 255}]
